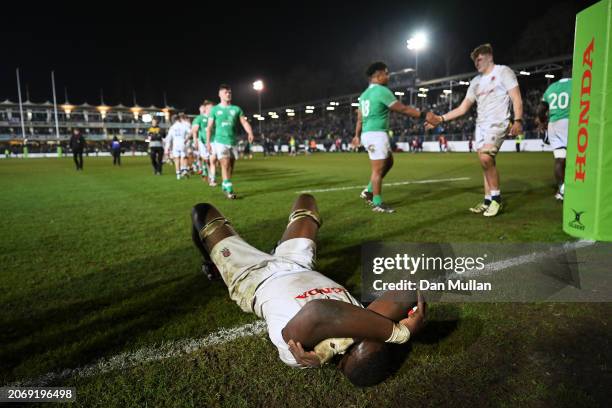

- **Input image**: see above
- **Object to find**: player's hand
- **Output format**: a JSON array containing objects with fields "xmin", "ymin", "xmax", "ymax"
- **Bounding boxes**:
[
  {"xmin": 399, "ymin": 292, "xmax": 427, "ymax": 336},
  {"xmin": 248, "ymin": 134, "xmax": 254, "ymax": 144},
  {"xmin": 424, "ymin": 122, "xmax": 436, "ymax": 131},
  {"xmin": 351, "ymin": 136, "xmax": 360, "ymax": 148},
  {"xmin": 425, "ymin": 111, "xmax": 442, "ymax": 126},
  {"xmin": 287, "ymin": 339, "xmax": 322, "ymax": 367},
  {"xmin": 509, "ymin": 121, "xmax": 523, "ymax": 137}
]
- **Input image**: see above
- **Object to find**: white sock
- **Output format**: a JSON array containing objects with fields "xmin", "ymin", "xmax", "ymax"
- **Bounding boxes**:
[{"xmin": 490, "ymin": 190, "xmax": 500, "ymax": 197}]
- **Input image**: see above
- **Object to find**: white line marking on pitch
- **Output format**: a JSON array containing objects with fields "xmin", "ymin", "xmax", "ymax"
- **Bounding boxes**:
[
  {"xmin": 9, "ymin": 321, "xmax": 267, "ymax": 387},
  {"xmin": 296, "ymin": 177, "xmax": 470, "ymax": 193},
  {"xmin": 7, "ymin": 239, "xmax": 595, "ymax": 387}
]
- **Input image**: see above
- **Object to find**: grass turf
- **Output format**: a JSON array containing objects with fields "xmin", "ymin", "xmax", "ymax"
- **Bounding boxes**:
[{"xmin": 0, "ymin": 153, "xmax": 610, "ymax": 407}]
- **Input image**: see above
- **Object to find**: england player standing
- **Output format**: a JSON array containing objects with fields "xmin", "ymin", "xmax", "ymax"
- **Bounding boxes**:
[
  {"xmin": 165, "ymin": 113, "xmax": 191, "ymax": 179},
  {"xmin": 353, "ymin": 62, "xmax": 435, "ymax": 213},
  {"xmin": 192, "ymin": 100, "xmax": 214, "ymax": 185},
  {"xmin": 537, "ymin": 70, "xmax": 572, "ymax": 201},
  {"xmin": 428, "ymin": 44, "xmax": 524, "ymax": 217},
  {"xmin": 206, "ymin": 84, "xmax": 255, "ymax": 199}
]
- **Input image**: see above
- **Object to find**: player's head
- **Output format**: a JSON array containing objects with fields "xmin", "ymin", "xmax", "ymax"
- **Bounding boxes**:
[
  {"xmin": 366, "ymin": 62, "xmax": 390, "ymax": 85},
  {"xmin": 178, "ymin": 113, "xmax": 188, "ymax": 123},
  {"xmin": 219, "ymin": 84, "xmax": 232, "ymax": 103},
  {"xmin": 151, "ymin": 118, "xmax": 158, "ymax": 126},
  {"xmin": 201, "ymin": 99, "xmax": 214, "ymax": 114},
  {"xmin": 338, "ymin": 339, "xmax": 404, "ymax": 387},
  {"xmin": 470, "ymin": 43, "xmax": 494, "ymax": 74},
  {"xmin": 171, "ymin": 114, "xmax": 179, "ymax": 123}
]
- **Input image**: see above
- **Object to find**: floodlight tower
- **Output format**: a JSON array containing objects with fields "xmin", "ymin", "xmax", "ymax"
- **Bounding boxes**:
[
  {"xmin": 253, "ymin": 80, "xmax": 264, "ymax": 134},
  {"xmin": 406, "ymin": 32, "xmax": 427, "ymax": 80}
]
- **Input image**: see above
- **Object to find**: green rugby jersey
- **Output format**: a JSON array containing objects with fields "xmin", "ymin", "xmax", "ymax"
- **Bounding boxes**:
[
  {"xmin": 542, "ymin": 78, "xmax": 572, "ymax": 122},
  {"xmin": 192, "ymin": 114, "xmax": 210, "ymax": 144},
  {"xmin": 210, "ymin": 104, "xmax": 244, "ymax": 146},
  {"xmin": 359, "ymin": 84, "xmax": 398, "ymax": 132}
]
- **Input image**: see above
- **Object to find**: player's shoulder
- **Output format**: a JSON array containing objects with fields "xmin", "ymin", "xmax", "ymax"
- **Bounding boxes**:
[
  {"xmin": 370, "ymin": 84, "xmax": 393, "ymax": 99},
  {"xmin": 470, "ymin": 72, "xmax": 482, "ymax": 83}
]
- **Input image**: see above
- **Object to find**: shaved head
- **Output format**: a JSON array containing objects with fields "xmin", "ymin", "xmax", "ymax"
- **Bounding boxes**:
[{"xmin": 338, "ymin": 340, "xmax": 403, "ymax": 387}]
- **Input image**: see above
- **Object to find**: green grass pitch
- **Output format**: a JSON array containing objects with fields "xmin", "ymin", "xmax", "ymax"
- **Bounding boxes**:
[{"xmin": 1, "ymin": 153, "xmax": 610, "ymax": 407}]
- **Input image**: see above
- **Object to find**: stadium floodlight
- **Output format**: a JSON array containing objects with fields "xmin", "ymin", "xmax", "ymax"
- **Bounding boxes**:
[
  {"xmin": 257, "ymin": 116, "xmax": 265, "ymax": 121},
  {"xmin": 285, "ymin": 108, "xmax": 294, "ymax": 113},
  {"xmin": 443, "ymin": 89, "xmax": 452, "ymax": 94},
  {"xmin": 418, "ymin": 87, "xmax": 429, "ymax": 92},
  {"xmin": 545, "ymin": 74, "xmax": 555, "ymax": 79},
  {"xmin": 287, "ymin": 112, "xmax": 295, "ymax": 117},
  {"xmin": 459, "ymin": 80, "xmax": 470, "ymax": 86},
  {"xmin": 406, "ymin": 32, "xmax": 427, "ymax": 51},
  {"xmin": 306, "ymin": 105, "xmax": 315, "ymax": 109},
  {"xmin": 305, "ymin": 109, "xmax": 314, "ymax": 113},
  {"xmin": 142, "ymin": 113, "xmax": 152, "ymax": 123},
  {"xmin": 407, "ymin": 31, "xmax": 427, "ymax": 77},
  {"xmin": 394, "ymin": 91, "xmax": 405, "ymax": 96},
  {"xmin": 253, "ymin": 80, "xmax": 264, "ymax": 133},
  {"xmin": 326, "ymin": 106, "xmax": 335, "ymax": 111},
  {"xmin": 417, "ymin": 93, "xmax": 427, "ymax": 98},
  {"xmin": 519, "ymin": 70, "xmax": 531, "ymax": 76},
  {"xmin": 351, "ymin": 103, "xmax": 360, "ymax": 107},
  {"xmin": 268, "ymin": 112, "xmax": 276, "ymax": 116},
  {"xmin": 253, "ymin": 80, "xmax": 264, "ymax": 91}
]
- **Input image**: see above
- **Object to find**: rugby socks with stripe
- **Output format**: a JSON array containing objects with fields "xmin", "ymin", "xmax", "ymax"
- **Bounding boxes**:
[
  {"xmin": 490, "ymin": 190, "xmax": 501, "ymax": 204},
  {"xmin": 222, "ymin": 179, "xmax": 234, "ymax": 193},
  {"xmin": 367, "ymin": 182, "xmax": 373, "ymax": 193},
  {"xmin": 373, "ymin": 195, "xmax": 383, "ymax": 206}
]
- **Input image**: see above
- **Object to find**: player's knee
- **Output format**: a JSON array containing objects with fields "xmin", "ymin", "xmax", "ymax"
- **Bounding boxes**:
[
  {"xmin": 297, "ymin": 193, "xmax": 315, "ymax": 203},
  {"xmin": 479, "ymin": 154, "xmax": 494, "ymax": 168},
  {"xmin": 192, "ymin": 203, "xmax": 220, "ymax": 227}
]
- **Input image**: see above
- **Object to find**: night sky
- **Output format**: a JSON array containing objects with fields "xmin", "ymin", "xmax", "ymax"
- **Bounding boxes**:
[{"xmin": 0, "ymin": 1, "xmax": 596, "ymax": 113}]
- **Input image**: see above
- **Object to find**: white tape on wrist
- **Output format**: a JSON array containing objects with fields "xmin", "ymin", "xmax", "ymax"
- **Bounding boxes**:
[
  {"xmin": 385, "ymin": 323, "xmax": 411, "ymax": 344},
  {"xmin": 313, "ymin": 337, "xmax": 355, "ymax": 365}
]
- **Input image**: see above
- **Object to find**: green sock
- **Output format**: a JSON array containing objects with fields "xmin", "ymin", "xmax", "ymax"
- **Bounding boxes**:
[
  {"xmin": 367, "ymin": 182, "xmax": 373, "ymax": 193},
  {"xmin": 373, "ymin": 195, "xmax": 383, "ymax": 206},
  {"xmin": 222, "ymin": 179, "xmax": 233, "ymax": 193}
]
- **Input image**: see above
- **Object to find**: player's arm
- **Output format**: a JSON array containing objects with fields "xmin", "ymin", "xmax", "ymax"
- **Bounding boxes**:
[
  {"xmin": 508, "ymin": 86, "xmax": 524, "ymax": 136},
  {"xmin": 164, "ymin": 128, "xmax": 172, "ymax": 153},
  {"xmin": 536, "ymin": 101, "xmax": 549, "ymax": 131},
  {"xmin": 439, "ymin": 97, "xmax": 474, "ymax": 123},
  {"xmin": 206, "ymin": 118, "xmax": 215, "ymax": 152},
  {"xmin": 239, "ymin": 116, "xmax": 254, "ymax": 143},
  {"xmin": 283, "ymin": 294, "xmax": 426, "ymax": 367},
  {"xmin": 388, "ymin": 101, "xmax": 424, "ymax": 119},
  {"xmin": 352, "ymin": 109, "xmax": 363, "ymax": 146},
  {"xmin": 191, "ymin": 123, "xmax": 200, "ymax": 150},
  {"xmin": 282, "ymin": 294, "xmax": 424, "ymax": 349}
]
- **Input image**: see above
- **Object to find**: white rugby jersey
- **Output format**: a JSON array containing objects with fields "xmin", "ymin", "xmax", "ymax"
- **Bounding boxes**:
[
  {"xmin": 165, "ymin": 122, "xmax": 190, "ymax": 150},
  {"xmin": 253, "ymin": 271, "xmax": 362, "ymax": 367},
  {"xmin": 466, "ymin": 64, "xmax": 519, "ymax": 126}
]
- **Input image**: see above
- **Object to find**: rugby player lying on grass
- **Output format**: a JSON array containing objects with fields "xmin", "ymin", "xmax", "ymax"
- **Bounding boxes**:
[{"xmin": 191, "ymin": 194, "xmax": 427, "ymax": 386}]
